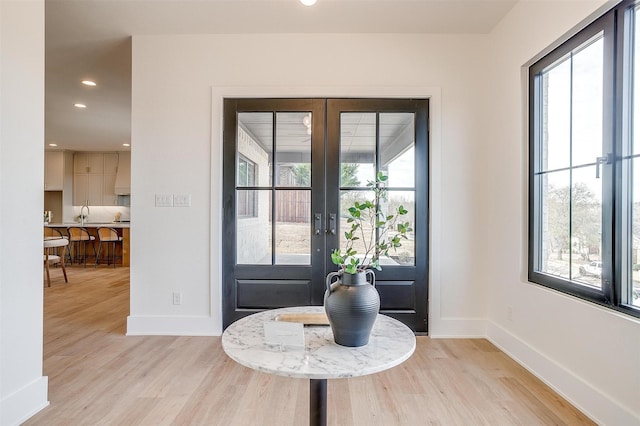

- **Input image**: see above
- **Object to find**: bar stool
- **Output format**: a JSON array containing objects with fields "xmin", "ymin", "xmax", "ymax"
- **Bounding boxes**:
[
  {"xmin": 44, "ymin": 227, "xmax": 65, "ymax": 239},
  {"xmin": 67, "ymin": 227, "xmax": 96, "ymax": 267},
  {"xmin": 44, "ymin": 227, "xmax": 70, "ymax": 262},
  {"xmin": 95, "ymin": 227, "xmax": 122, "ymax": 268},
  {"xmin": 44, "ymin": 237, "xmax": 69, "ymax": 287}
]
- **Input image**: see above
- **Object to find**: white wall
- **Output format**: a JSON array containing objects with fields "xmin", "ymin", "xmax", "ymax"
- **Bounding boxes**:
[
  {"xmin": 485, "ymin": 1, "xmax": 640, "ymax": 425},
  {"xmin": 129, "ymin": 9, "xmax": 640, "ymax": 424},
  {"xmin": 128, "ymin": 33, "xmax": 491, "ymax": 336},
  {"xmin": 0, "ymin": 1, "xmax": 48, "ymax": 425}
]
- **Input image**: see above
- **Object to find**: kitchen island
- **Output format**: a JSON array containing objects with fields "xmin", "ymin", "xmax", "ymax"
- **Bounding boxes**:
[{"xmin": 45, "ymin": 223, "xmax": 130, "ymax": 266}]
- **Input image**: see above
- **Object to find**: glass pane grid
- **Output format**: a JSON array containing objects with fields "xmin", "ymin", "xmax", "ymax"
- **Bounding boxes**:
[
  {"xmin": 338, "ymin": 111, "xmax": 417, "ymax": 268},
  {"xmin": 534, "ymin": 31, "xmax": 605, "ymax": 291},
  {"xmin": 237, "ymin": 112, "xmax": 317, "ymax": 266}
]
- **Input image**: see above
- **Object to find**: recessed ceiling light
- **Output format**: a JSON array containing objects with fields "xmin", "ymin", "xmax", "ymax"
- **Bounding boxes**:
[
  {"xmin": 122, "ymin": 143, "xmax": 130, "ymax": 147},
  {"xmin": 49, "ymin": 143, "xmax": 58, "ymax": 147},
  {"xmin": 74, "ymin": 103, "xmax": 87, "ymax": 108},
  {"xmin": 81, "ymin": 80, "xmax": 96, "ymax": 87},
  {"xmin": 300, "ymin": 0, "xmax": 317, "ymax": 5}
]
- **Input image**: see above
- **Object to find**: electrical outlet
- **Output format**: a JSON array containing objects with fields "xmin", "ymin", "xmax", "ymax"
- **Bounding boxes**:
[
  {"xmin": 172, "ymin": 292, "xmax": 182, "ymax": 305},
  {"xmin": 155, "ymin": 194, "xmax": 173, "ymax": 207},
  {"xmin": 174, "ymin": 194, "xmax": 191, "ymax": 207}
]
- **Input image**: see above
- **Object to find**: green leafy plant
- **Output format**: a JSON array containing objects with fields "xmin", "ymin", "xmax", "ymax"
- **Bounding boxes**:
[{"xmin": 331, "ymin": 172, "xmax": 412, "ymax": 274}]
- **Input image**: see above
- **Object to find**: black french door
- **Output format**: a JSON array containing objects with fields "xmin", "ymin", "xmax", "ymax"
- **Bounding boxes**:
[{"xmin": 222, "ymin": 98, "xmax": 428, "ymax": 332}]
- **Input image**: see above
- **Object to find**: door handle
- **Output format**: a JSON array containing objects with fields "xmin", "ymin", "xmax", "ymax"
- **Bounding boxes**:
[
  {"xmin": 327, "ymin": 213, "xmax": 336, "ymax": 235},
  {"xmin": 314, "ymin": 213, "xmax": 322, "ymax": 235}
]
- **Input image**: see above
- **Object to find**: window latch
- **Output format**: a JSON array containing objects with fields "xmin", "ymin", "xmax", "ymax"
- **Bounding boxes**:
[{"xmin": 595, "ymin": 153, "xmax": 612, "ymax": 179}]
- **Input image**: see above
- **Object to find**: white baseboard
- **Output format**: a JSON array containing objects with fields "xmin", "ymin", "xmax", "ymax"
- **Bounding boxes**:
[
  {"xmin": 126, "ymin": 315, "xmax": 221, "ymax": 336},
  {"xmin": 0, "ymin": 376, "xmax": 48, "ymax": 426},
  {"xmin": 428, "ymin": 316, "xmax": 487, "ymax": 338},
  {"xmin": 486, "ymin": 321, "xmax": 639, "ymax": 426}
]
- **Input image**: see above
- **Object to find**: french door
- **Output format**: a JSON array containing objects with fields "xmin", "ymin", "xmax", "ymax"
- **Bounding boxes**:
[{"xmin": 222, "ymin": 98, "xmax": 429, "ymax": 332}]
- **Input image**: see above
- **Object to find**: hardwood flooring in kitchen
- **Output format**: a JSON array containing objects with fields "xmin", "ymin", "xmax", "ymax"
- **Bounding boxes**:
[{"xmin": 25, "ymin": 266, "xmax": 595, "ymax": 425}]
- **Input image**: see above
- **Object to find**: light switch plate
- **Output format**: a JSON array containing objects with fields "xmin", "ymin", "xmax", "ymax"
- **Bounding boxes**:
[
  {"xmin": 174, "ymin": 194, "xmax": 191, "ymax": 207},
  {"xmin": 155, "ymin": 193, "xmax": 174, "ymax": 207}
]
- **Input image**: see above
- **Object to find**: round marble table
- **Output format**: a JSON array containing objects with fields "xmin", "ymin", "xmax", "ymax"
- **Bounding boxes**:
[{"xmin": 221, "ymin": 306, "xmax": 416, "ymax": 426}]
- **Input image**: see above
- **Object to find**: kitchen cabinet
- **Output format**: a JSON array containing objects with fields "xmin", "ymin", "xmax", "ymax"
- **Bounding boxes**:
[
  {"xmin": 103, "ymin": 153, "xmax": 118, "ymax": 175},
  {"xmin": 102, "ymin": 173, "xmax": 117, "ymax": 205},
  {"xmin": 73, "ymin": 152, "xmax": 120, "ymax": 206},
  {"xmin": 103, "ymin": 153, "xmax": 118, "ymax": 205},
  {"xmin": 44, "ymin": 151, "xmax": 74, "ymax": 222},
  {"xmin": 74, "ymin": 173, "xmax": 103, "ymax": 206},
  {"xmin": 74, "ymin": 152, "xmax": 104, "ymax": 174},
  {"xmin": 44, "ymin": 151, "xmax": 64, "ymax": 190},
  {"xmin": 114, "ymin": 151, "xmax": 130, "ymax": 195}
]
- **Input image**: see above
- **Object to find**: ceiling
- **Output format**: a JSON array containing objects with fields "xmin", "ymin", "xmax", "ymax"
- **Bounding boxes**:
[{"xmin": 45, "ymin": 0, "xmax": 517, "ymax": 152}]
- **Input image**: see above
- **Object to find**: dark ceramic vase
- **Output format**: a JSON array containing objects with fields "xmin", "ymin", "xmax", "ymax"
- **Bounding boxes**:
[{"xmin": 324, "ymin": 270, "xmax": 380, "ymax": 347}]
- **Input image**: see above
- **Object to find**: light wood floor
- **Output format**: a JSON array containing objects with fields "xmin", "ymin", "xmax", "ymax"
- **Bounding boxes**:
[{"xmin": 25, "ymin": 266, "xmax": 595, "ymax": 425}]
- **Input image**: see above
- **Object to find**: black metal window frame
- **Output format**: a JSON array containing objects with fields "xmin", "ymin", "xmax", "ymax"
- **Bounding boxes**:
[{"xmin": 528, "ymin": 0, "xmax": 640, "ymax": 319}]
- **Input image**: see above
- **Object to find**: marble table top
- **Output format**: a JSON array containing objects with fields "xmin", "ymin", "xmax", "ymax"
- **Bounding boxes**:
[{"xmin": 221, "ymin": 306, "xmax": 416, "ymax": 380}]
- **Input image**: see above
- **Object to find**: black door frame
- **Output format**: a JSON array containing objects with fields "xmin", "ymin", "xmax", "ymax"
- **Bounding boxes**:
[
  {"xmin": 326, "ymin": 99, "xmax": 429, "ymax": 331},
  {"xmin": 223, "ymin": 98, "xmax": 429, "ymax": 332},
  {"xmin": 223, "ymin": 99, "xmax": 326, "ymax": 327}
]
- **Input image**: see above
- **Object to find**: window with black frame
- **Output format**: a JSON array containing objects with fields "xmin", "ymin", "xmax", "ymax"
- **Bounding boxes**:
[{"xmin": 529, "ymin": 0, "xmax": 640, "ymax": 317}]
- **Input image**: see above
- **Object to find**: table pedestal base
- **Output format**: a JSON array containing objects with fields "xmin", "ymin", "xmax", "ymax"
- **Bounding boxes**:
[{"xmin": 309, "ymin": 378, "xmax": 327, "ymax": 426}]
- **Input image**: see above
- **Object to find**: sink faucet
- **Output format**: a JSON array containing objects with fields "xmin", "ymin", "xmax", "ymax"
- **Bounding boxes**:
[{"xmin": 80, "ymin": 201, "xmax": 90, "ymax": 226}]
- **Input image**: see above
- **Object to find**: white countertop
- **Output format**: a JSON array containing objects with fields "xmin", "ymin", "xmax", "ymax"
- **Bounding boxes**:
[
  {"xmin": 221, "ymin": 306, "xmax": 416, "ymax": 380},
  {"xmin": 45, "ymin": 222, "xmax": 130, "ymax": 228}
]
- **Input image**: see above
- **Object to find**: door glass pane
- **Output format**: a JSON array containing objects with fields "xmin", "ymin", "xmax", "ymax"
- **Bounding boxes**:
[
  {"xmin": 339, "ymin": 189, "xmax": 414, "ymax": 267},
  {"xmin": 386, "ymin": 191, "xmax": 415, "ymax": 266},
  {"xmin": 276, "ymin": 112, "xmax": 312, "ymax": 187},
  {"xmin": 238, "ymin": 112, "xmax": 273, "ymax": 186},
  {"xmin": 572, "ymin": 36, "xmax": 604, "ymax": 166},
  {"xmin": 341, "ymin": 113, "xmax": 376, "ymax": 186},
  {"xmin": 380, "ymin": 113, "xmax": 415, "ymax": 188},
  {"xmin": 538, "ymin": 170, "xmax": 571, "ymax": 279},
  {"xmin": 275, "ymin": 190, "xmax": 311, "ymax": 265},
  {"xmin": 340, "ymin": 190, "xmax": 374, "ymax": 262},
  {"xmin": 572, "ymin": 166, "xmax": 602, "ymax": 288},
  {"xmin": 237, "ymin": 190, "xmax": 271, "ymax": 264}
]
